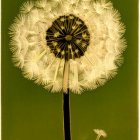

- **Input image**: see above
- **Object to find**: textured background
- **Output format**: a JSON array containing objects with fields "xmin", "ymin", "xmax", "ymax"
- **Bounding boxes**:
[{"xmin": 2, "ymin": 0, "xmax": 138, "ymax": 140}]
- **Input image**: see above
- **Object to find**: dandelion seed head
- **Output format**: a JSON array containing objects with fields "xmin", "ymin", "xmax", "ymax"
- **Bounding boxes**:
[{"xmin": 9, "ymin": 0, "xmax": 126, "ymax": 93}]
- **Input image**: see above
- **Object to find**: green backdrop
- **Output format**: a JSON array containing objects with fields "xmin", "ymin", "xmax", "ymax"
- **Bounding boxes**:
[{"xmin": 2, "ymin": 0, "xmax": 138, "ymax": 140}]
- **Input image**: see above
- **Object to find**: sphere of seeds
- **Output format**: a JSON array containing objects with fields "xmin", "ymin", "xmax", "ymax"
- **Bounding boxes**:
[
  {"xmin": 46, "ymin": 14, "xmax": 90, "ymax": 60},
  {"xmin": 9, "ymin": 0, "xmax": 126, "ymax": 93}
]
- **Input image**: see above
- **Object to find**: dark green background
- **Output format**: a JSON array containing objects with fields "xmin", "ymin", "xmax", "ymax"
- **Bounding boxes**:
[{"xmin": 2, "ymin": 0, "xmax": 138, "ymax": 140}]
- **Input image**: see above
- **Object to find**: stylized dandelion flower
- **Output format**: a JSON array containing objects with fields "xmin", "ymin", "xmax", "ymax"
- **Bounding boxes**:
[
  {"xmin": 9, "ymin": 0, "xmax": 126, "ymax": 139},
  {"xmin": 9, "ymin": 0, "xmax": 126, "ymax": 94},
  {"xmin": 93, "ymin": 129, "xmax": 107, "ymax": 140}
]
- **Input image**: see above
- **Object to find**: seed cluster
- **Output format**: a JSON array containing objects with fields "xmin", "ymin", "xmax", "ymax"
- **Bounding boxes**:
[{"xmin": 46, "ymin": 14, "xmax": 90, "ymax": 60}]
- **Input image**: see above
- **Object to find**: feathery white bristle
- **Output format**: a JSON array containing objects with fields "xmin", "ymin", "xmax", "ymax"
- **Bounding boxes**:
[
  {"xmin": 99, "ymin": 0, "xmax": 113, "ymax": 9},
  {"xmin": 35, "ymin": 68, "xmax": 52, "ymax": 85},
  {"xmin": 95, "ymin": 77, "xmax": 106, "ymax": 87},
  {"xmin": 35, "ymin": 0, "xmax": 47, "ymax": 9},
  {"xmin": 20, "ymin": 1, "xmax": 34, "ymax": 13},
  {"xmin": 12, "ymin": 54, "xmax": 24, "ymax": 68},
  {"xmin": 116, "ymin": 38, "xmax": 127, "ymax": 53},
  {"xmin": 114, "ymin": 55, "xmax": 124, "ymax": 67},
  {"xmin": 69, "ymin": 61, "xmax": 82, "ymax": 94},
  {"xmin": 105, "ymin": 69, "xmax": 117, "ymax": 79},
  {"xmin": 23, "ymin": 60, "xmax": 39, "ymax": 80}
]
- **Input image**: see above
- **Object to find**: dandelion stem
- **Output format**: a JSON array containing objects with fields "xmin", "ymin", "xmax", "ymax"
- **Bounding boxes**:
[
  {"xmin": 63, "ymin": 90, "xmax": 71, "ymax": 140},
  {"xmin": 63, "ymin": 60, "xmax": 71, "ymax": 140},
  {"xmin": 96, "ymin": 135, "xmax": 101, "ymax": 140},
  {"xmin": 63, "ymin": 60, "xmax": 69, "ymax": 93}
]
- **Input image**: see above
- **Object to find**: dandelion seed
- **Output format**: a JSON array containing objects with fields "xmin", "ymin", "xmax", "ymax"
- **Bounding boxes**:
[
  {"xmin": 60, "ymin": 17, "xmax": 65, "ymax": 22},
  {"xmin": 93, "ymin": 129, "xmax": 107, "ymax": 140},
  {"xmin": 54, "ymin": 32, "xmax": 60, "ymax": 37},
  {"xmin": 20, "ymin": 1, "xmax": 34, "ymax": 13},
  {"xmin": 76, "ymin": 39, "xmax": 81, "ymax": 44},
  {"xmin": 52, "ymin": 41, "xmax": 58, "ymax": 47}
]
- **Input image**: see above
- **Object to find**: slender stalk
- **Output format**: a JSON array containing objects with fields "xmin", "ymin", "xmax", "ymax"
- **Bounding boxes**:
[
  {"xmin": 63, "ymin": 60, "xmax": 71, "ymax": 140},
  {"xmin": 63, "ymin": 61, "xmax": 69, "ymax": 93},
  {"xmin": 63, "ymin": 91, "xmax": 71, "ymax": 140},
  {"xmin": 96, "ymin": 135, "xmax": 101, "ymax": 140}
]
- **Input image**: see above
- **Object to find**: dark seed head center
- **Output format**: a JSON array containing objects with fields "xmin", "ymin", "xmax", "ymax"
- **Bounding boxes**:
[
  {"xmin": 46, "ymin": 14, "xmax": 90, "ymax": 60},
  {"xmin": 65, "ymin": 35, "xmax": 72, "ymax": 41}
]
